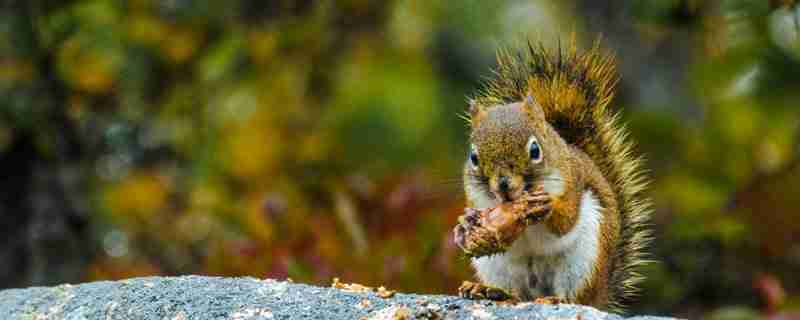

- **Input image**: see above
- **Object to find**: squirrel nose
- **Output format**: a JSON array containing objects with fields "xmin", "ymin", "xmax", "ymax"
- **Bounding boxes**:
[{"xmin": 498, "ymin": 175, "xmax": 510, "ymax": 194}]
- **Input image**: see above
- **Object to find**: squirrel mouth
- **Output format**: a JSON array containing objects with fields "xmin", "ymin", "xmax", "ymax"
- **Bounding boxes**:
[
  {"xmin": 491, "ymin": 179, "xmax": 537, "ymax": 204},
  {"xmin": 496, "ymin": 191, "xmax": 513, "ymax": 203},
  {"xmin": 493, "ymin": 188, "xmax": 523, "ymax": 203}
]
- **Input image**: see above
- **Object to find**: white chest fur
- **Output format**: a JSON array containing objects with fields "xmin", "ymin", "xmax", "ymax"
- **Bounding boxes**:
[{"xmin": 470, "ymin": 190, "xmax": 603, "ymax": 300}]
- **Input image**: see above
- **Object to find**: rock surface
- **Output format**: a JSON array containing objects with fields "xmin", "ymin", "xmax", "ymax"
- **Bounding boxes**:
[{"xmin": 0, "ymin": 276, "xmax": 673, "ymax": 319}]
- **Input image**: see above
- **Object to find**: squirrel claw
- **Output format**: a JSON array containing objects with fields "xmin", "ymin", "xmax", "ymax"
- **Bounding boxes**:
[
  {"xmin": 457, "ymin": 208, "xmax": 481, "ymax": 226},
  {"xmin": 516, "ymin": 191, "xmax": 552, "ymax": 225},
  {"xmin": 520, "ymin": 191, "xmax": 550, "ymax": 204},
  {"xmin": 522, "ymin": 203, "xmax": 552, "ymax": 224}
]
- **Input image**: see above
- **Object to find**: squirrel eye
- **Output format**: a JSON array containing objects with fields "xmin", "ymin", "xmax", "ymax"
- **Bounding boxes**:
[
  {"xmin": 527, "ymin": 135, "xmax": 542, "ymax": 163},
  {"xmin": 469, "ymin": 144, "xmax": 479, "ymax": 168}
]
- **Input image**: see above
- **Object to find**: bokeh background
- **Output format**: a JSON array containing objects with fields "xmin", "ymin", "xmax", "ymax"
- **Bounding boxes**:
[{"xmin": 2, "ymin": 1, "xmax": 800, "ymax": 318}]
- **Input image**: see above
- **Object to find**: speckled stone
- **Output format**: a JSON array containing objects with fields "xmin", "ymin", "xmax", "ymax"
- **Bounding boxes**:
[{"xmin": 0, "ymin": 276, "xmax": 675, "ymax": 319}]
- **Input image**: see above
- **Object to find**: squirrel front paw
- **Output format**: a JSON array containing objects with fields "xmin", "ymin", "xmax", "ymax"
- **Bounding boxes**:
[{"xmin": 514, "ymin": 189, "xmax": 552, "ymax": 225}]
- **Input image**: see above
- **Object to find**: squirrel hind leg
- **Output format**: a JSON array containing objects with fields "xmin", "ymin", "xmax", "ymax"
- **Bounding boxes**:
[
  {"xmin": 458, "ymin": 281, "xmax": 518, "ymax": 302},
  {"xmin": 533, "ymin": 296, "xmax": 567, "ymax": 305}
]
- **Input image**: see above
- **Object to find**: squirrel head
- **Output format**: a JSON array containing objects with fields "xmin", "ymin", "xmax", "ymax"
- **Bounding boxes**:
[{"xmin": 466, "ymin": 95, "xmax": 569, "ymax": 203}]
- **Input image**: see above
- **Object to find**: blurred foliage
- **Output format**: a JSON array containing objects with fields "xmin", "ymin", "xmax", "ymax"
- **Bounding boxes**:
[{"xmin": 1, "ymin": 0, "xmax": 800, "ymax": 318}]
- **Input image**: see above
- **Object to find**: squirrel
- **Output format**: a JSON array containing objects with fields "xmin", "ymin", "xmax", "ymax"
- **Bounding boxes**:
[{"xmin": 452, "ymin": 40, "xmax": 652, "ymax": 312}]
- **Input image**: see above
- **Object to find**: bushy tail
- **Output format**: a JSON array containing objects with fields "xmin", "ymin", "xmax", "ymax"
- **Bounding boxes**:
[{"xmin": 472, "ymin": 39, "xmax": 653, "ymax": 311}]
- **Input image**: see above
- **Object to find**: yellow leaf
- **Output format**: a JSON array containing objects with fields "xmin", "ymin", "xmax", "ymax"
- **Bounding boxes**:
[{"xmin": 105, "ymin": 171, "xmax": 169, "ymax": 220}]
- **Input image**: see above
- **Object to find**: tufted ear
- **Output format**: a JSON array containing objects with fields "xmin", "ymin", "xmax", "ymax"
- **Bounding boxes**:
[
  {"xmin": 467, "ymin": 98, "xmax": 486, "ymax": 119},
  {"xmin": 525, "ymin": 94, "xmax": 535, "ymax": 106},
  {"xmin": 522, "ymin": 94, "xmax": 538, "ymax": 114},
  {"xmin": 522, "ymin": 93, "xmax": 547, "ymax": 121}
]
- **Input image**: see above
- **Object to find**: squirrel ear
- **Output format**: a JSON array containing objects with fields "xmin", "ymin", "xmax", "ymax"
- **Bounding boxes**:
[
  {"xmin": 522, "ymin": 93, "xmax": 547, "ymax": 120},
  {"xmin": 523, "ymin": 94, "xmax": 537, "ymax": 109},
  {"xmin": 468, "ymin": 98, "xmax": 484, "ymax": 118}
]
